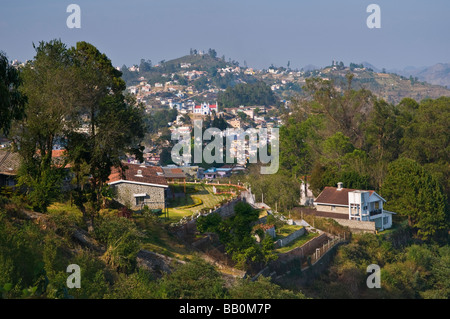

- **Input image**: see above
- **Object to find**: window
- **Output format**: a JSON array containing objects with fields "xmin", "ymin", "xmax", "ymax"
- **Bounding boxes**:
[
  {"xmin": 331, "ymin": 206, "xmax": 336, "ymax": 211},
  {"xmin": 375, "ymin": 202, "xmax": 380, "ymax": 210},
  {"xmin": 135, "ymin": 196, "xmax": 145, "ymax": 206},
  {"xmin": 383, "ymin": 216, "xmax": 389, "ymax": 225}
]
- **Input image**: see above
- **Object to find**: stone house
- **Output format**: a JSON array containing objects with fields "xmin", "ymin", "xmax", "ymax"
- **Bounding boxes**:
[{"xmin": 107, "ymin": 163, "xmax": 169, "ymax": 210}]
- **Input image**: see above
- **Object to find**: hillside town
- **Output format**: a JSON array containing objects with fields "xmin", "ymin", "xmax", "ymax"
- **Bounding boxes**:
[{"xmin": 0, "ymin": 35, "xmax": 449, "ymax": 303}]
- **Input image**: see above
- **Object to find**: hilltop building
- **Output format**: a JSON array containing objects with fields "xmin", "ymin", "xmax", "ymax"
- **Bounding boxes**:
[{"xmin": 192, "ymin": 102, "xmax": 218, "ymax": 116}]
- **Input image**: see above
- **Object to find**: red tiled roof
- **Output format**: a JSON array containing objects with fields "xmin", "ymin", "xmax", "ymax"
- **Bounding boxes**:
[
  {"xmin": 108, "ymin": 163, "xmax": 168, "ymax": 187},
  {"xmin": 194, "ymin": 104, "xmax": 217, "ymax": 109},
  {"xmin": 315, "ymin": 187, "xmax": 375, "ymax": 206},
  {"xmin": 52, "ymin": 150, "xmax": 67, "ymax": 158},
  {"xmin": 162, "ymin": 167, "xmax": 186, "ymax": 179}
]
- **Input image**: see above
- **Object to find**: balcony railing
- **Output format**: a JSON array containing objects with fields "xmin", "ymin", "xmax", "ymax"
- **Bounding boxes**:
[{"xmin": 369, "ymin": 209, "xmax": 382, "ymax": 217}]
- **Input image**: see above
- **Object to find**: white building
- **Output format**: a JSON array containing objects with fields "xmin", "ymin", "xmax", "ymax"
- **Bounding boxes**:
[
  {"xmin": 192, "ymin": 102, "xmax": 218, "ymax": 115},
  {"xmin": 314, "ymin": 182, "xmax": 395, "ymax": 231}
]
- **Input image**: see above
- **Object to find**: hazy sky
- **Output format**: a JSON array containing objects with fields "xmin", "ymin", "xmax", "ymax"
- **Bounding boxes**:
[{"xmin": 1, "ymin": 0, "xmax": 449, "ymax": 70}]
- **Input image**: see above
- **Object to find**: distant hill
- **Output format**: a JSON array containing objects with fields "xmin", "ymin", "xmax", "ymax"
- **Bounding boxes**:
[
  {"xmin": 360, "ymin": 62, "xmax": 450, "ymax": 88},
  {"xmin": 120, "ymin": 52, "xmax": 248, "ymax": 89},
  {"xmin": 360, "ymin": 62, "xmax": 381, "ymax": 73},
  {"xmin": 302, "ymin": 64, "xmax": 320, "ymax": 72},
  {"xmin": 157, "ymin": 53, "xmax": 228, "ymax": 72},
  {"xmin": 397, "ymin": 63, "xmax": 450, "ymax": 88},
  {"xmin": 120, "ymin": 51, "xmax": 450, "ymax": 105},
  {"xmin": 325, "ymin": 67, "xmax": 450, "ymax": 104}
]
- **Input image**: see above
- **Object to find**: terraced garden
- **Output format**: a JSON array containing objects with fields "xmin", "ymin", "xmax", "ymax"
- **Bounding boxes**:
[{"xmin": 166, "ymin": 183, "xmax": 239, "ymax": 223}]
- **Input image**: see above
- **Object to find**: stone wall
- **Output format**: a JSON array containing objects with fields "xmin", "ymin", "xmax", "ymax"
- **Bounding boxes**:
[
  {"xmin": 215, "ymin": 197, "xmax": 241, "ymax": 219},
  {"xmin": 112, "ymin": 182, "xmax": 166, "ymax": 209}
]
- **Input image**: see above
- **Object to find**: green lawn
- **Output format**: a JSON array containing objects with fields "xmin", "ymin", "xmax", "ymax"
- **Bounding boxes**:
[
  {"xmin": 166, "ymin": 184, "xmax": 237, "ymax": 223},
  {"xmin": 275, "ymin": 224, "xmax": 304, "ymax": 240},
  {"xmin": 275, "ymin": 231, "xmax": 319, "ymax": 254}
]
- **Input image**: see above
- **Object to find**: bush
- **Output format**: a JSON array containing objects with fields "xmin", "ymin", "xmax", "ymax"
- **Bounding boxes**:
[
  {"xmin": 196, "ymin": 213, "xmax": 222, "ymax": 233},
  {"xmin": 229, "ymin": 276, "xmax": 306, "ymax": 299},
  {"xmin": 94, "ymin": 215, "xmax": 141, "ymax": 273},
  {"xmin": 105, "ymin": 269, "xmax": 159, "ymax": 299},
  {"xmin": 178, "ymin": 196, "xmax": 203, "ymax": 209},
  {"xmin": 159, "ymin": 257, "xmax": 227, "ymax": 299},
  {"xmin": 117, "ymin": 207, "xmax": 132, "ymax": 219}
]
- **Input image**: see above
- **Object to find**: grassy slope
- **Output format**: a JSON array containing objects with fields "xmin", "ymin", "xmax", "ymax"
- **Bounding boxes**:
[
  {"xmin": 166, "ymin": 184, "xmax": 236, "ymax": 223},
  {"xmin": 275, "ymin": 231, "xmax": 319, "ymax": 254},
  {"xmin": 46, "ymin": 184, "xmax": 238, "ymax": 260},
  {"xmin": 47, "ymin": 201, "xmax": 195, "ymax": 261}
]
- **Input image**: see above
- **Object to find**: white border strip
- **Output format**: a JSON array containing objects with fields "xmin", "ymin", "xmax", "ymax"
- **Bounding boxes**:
[{"xmin": 108, "ymin": 180, "xmax": 169, "ymax": 188}]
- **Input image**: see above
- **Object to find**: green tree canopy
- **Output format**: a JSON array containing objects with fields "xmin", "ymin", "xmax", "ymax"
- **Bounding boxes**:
[
  {"xmin": 218, "ymin": 81, "xmax": 277, "ymax": 108},
  {"xmin": 15, "ymin": 40, "xmax": 78, "ymax": 212},
  {"xmin": 66, "ymin": 41, "xmax": 146, "ymax": 231},
  {"xmin": 381, "ymin": 157, "xmax": 449, "ymax": 241},
  {"xmin": 0, "ymin": 51, "xmax": 26, "ymax": 136}
]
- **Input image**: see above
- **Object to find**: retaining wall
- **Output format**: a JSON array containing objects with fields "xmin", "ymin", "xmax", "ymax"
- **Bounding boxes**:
[
  {"xmin": 276, "ymin": 232, "xmax": 328, "ymax": 262},
  {"xmin": 274, "ymin": 227, "xmax": 306, "ymax": 248},
  {"xmin": 331, "ymin": 218, "xmax": 376, "ymax": 233},
  {"xmin": 171, "ymin": 197, "xmax": 242, "ymax": 238}
]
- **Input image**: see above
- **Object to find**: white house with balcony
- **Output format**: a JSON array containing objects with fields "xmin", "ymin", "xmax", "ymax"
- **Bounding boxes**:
[{"xmin": 313, "ymin": 182, "xmax": 395, "ymax": 231}]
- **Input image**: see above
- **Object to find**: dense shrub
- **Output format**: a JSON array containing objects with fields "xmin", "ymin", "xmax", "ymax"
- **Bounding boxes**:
[{"xmin": 94, "ymin": 215, "xmax": 141, "ymax": 273}]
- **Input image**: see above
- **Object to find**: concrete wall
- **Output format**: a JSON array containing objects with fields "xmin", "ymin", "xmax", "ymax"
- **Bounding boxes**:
[
  {"xmin": 250, "ymin": 232, "xmax": 336, "ymax": 284},
  {"xmin": 331, "ymin": 218, "xmax": 376, "ymax": 233},
  {"xmin": 112, "ymin": 182, "xmax": 166, "ymax": 209},
  {"xmin": 276, "ymin": 232, "xmax": 328, "ymax": 263},
  {"xmin": 272, "ymin": 241, "xmax": 346, "ymax": 287},
  {"xmin": 315, "ymin": 204, "xmax": 348, "ymax": 215},
  {"xmin": 274, "ymin": 227, "xmax": 306, "ymax": 248}
]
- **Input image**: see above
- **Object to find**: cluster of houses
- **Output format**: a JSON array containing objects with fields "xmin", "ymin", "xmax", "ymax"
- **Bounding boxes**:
[
  {"xmin": 123, "ymin": 60, "xmax": 294, "ymax": 111},
  {"xmin": 2, "ymin": 144, "xmax": 396, "ymax": 232},
  {"xmin": 0, "ymin": 147, "xmax": 246, "ymax": 211}
]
